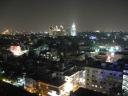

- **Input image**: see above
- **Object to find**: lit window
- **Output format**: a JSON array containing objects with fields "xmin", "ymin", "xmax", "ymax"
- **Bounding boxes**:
[{"xmin": 95, "ymin": 85, "xmax": 98, "ymax": 88}]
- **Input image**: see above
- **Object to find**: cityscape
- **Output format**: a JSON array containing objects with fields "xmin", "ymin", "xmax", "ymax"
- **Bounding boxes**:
[{"xmin": 0, "ymin": 0, "xmax": 128, "ymax": 96}]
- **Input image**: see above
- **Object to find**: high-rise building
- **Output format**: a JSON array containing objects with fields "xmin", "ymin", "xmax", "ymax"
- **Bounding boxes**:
[
  {"xmin": 84, "ymin": 65, "xmax": 123, "ymax": 95},
  {"xmin": 71, "ymin": 23, "xmax": 77, "ymax": 36}
]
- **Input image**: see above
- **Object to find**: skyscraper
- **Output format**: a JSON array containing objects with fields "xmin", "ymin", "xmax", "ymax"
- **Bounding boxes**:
[{"xmin": 71, "ymin": 23, "xmax": 77, "ymax": 36}]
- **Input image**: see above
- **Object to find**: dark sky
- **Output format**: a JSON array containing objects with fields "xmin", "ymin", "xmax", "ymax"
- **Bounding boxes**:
[{"xmin": 0, "ymin": 0, "xmax": 128, "ymax": 32}]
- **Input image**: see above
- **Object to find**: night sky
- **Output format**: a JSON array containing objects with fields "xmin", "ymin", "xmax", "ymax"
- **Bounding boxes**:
[{"xmin": 0, "ymin": 0, "xmax": 128, "ymax": 32}]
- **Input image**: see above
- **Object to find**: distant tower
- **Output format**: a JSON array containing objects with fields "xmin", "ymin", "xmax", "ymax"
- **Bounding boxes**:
[
  {"xmin": 49, "ymin": 25, "xmax": 54, "ymax": 36},
  {"xmin": 71, "ymin": 23, "xmax": 77, "ymax": 36}
]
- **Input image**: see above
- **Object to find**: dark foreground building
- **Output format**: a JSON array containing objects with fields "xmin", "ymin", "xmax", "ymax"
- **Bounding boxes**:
[
  {"xmin": 0, "ymin": 81, "xmax": 37, "ymax": 96},
  {"xmin": 73, "ymin": 87, "xmax": 107, "ymax": 96}
]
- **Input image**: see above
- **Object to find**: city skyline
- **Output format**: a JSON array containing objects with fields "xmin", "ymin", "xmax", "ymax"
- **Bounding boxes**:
[{"xmin": 0, "ymin": 0, "xmax": 128, "ymax": 32}]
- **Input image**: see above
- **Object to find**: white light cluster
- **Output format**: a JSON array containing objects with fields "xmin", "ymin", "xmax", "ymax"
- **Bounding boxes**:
[
  {"xmin": 64, "ymin": 82, "xmax": 73, "ymax": 93},
  {"xmin": 64, "ymin": 76, "xmax": 73, "ymax": 93},
  {"xmin": 10, "ymin": 45, "xmax": 28, "ymax": 56},
  {"xmin": 2, "ymin": 79, "xmax": 12, "ymax": 84},
  {"xmin": 48, "ymin": 91, "xmax": 60, "ymax": 96},
  {"xmin": 106, "ymin": 52, "xmax": 115, "ymax": 62}
]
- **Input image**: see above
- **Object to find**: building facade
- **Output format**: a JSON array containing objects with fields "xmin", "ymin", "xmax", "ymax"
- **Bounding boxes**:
[
  {"xmin": 122, "ymin": 64, "xmax": 128, "ymax": 96},
  {"xmin": 85, "ymin": 66, "xmax": 123, "ymax": 95}
]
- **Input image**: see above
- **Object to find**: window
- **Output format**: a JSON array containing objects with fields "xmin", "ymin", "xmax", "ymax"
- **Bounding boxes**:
[
  {"xmin": 109, "ymin": 73, "xmax": 112, "ymax": 75},
  {"xmin": 101, "ymin": 71, "xmax": 104, "ymax": 74},
  {"xmin": 92, "ymin": 84, "xmax": 95, "ymax": 87},
  {"xmin": 100, "ymin": 86, "xmax": 102, "ymax": 89},
  {"xmin": 113, "ymin": 74, "xmax": 116, "ymax": 76},
  {"xmin": 87, "ymin": 69, "xmax": 89, "ymax": 73},
  {"xmin": 109, "ymin": 83, "xmax": 112, "ymax": 86},
  {"xmin": 101, "ymin": 81, "xmax": 106, "ymax": 84},
  {"xmin": 95, "ymin": 80, "xmax": 97, "ymax": 83},
  {"xmin": 113, "ymin": 83, "xmax": 116, "ymax": 87},
  {"xmin": 93, "ymin": 70, "xmax": 98, "ymax": 73},
  {"xmin": 95, "ymin": 85, "xmax": 98, "ymax": 88},
  {"xmin": 92, "ymin": 75, "xmax": 95, "ymax": 78},
  {"xmin": 119, "ymin": 74, "xmax": 122, "ymax": 77}
]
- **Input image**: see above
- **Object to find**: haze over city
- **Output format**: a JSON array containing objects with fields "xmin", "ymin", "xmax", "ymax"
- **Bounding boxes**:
[{"xmin": 0, "ymin": 0, "xmax": 128, "ymax": 32}]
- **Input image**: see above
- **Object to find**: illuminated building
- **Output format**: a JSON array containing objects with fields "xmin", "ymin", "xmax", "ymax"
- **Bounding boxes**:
[
  {"xmin": 84, "ymin": 63, "xmax": 123, "ymax": 95},
  {"xmin": 48, "ymin": 23, "xmax": 77, "ymax": 37},
  {"xmin": 122, "ymin": 64, "xmax": 128, "ymax": 96},
  {"xmin": 49, "ymin": 25, "xmax": 67, "ymax": 36},
  {"xmin": 23, "ymin": 70, "xmax": 86, "ymax": 96},
  {"xmin": 70, "ymin": 23, "xmax": 77, "ymax": 36}
]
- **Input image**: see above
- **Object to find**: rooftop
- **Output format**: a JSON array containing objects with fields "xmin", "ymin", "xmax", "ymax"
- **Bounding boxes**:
[
  {"xmin": 86, "ymin": 58, "xmax": 123, "ymax": 72},
  {"xmin": 32, "ymin": 75, "xmax": 65, "ymax": 87}
]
